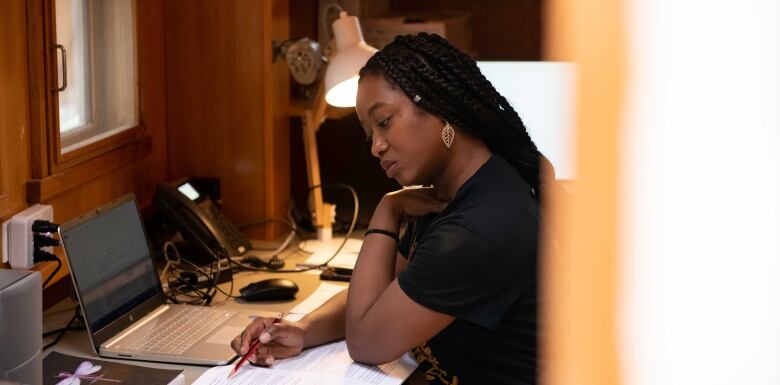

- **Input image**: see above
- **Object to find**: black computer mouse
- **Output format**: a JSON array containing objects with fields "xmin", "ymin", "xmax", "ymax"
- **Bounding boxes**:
[{"xmin": 239, "ymin": 278, "xmax": 299, "ymax": 301}]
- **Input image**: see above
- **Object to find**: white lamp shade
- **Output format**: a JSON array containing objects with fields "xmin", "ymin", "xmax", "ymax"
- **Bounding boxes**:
[{"xmin": 324, "ymin": 12, "xmax": 378, "ymax": 107}]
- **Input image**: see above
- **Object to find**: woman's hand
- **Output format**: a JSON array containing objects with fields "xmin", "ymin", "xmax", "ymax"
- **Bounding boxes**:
[
  {"xmin": 382, "ymin": 186, "xmax": 448, "ymax": 223},
  {"xmin": 231, "ymin": 317, "xmax": 305, "ymax": 366}
]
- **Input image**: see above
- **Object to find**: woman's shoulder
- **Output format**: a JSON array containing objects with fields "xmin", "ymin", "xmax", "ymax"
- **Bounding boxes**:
[
  {"xmin": 426, "ymin": 161, "xmax": 539, "ymax": 256},
  {"xmin": 450, "ymin": 155, "xmax": 538, "ymax": 223}
]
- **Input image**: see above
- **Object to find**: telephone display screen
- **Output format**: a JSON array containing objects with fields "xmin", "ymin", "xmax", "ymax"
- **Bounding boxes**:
[{"xmin": 177, "ymin": 182, "xmax": 200, "ymax": 201}]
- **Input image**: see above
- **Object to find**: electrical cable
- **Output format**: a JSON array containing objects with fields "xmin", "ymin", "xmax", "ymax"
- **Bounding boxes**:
[
  {"xmin": 32, "ymin": 219, "xmax": 60, "ymax": 234},
  {"xmin": 232, "ymin": 183, "xmax": 359, "ymax": 273},
  {"xmin": 237, "ymin": 216, "xmax": 306, "ymax": 241},
  {"xmin": 159, "ymin": 240, "xmax": 181, "ymax": 285},
  {"xmin": 230, "ymin": 202, "xmax": 299, "ymax": 269},
  {"xmin": 42, "ymin": 307, "xmax": 79, "ymax": 351},
  {"xmin": 180, "ymin": 255, "xmax": 238, "ymax": 299},
  {"xmin": 161, "ymin": 242, "xmax": 214, "ymax": 304},
  {"xmin": 43, "ymin": 307, "xmax": 85, "ymax": 337},
  {"xmin": 33, "ymin": 246, "xmax": 61, "ymax": 288},
  {"xmin": 32, "ymin": 222, "xmax": 62, "ymax": 288},
  {"xmin": 231, "ymin": 229, "xmax": 296, "ymax": 271},
  {"xmin": 161, "ymin": 241, "xmax": 239, "ymax": 303},
  {"xmin": 41, "ymin": 257, "xmax": 61, "ymax": 288},
  {"xmin": 231, "ymin": 203, "xmax": 305, "ymax": 272},
  {"xmin": 302, "ymin": 183, "xmax": 359, "ymax": 268}
]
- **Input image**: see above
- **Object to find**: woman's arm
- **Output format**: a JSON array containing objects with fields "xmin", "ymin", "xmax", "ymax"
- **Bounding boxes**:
[
  {"xmin": 298, "ymin": 249, "xmax": 406, "ymax": 349},
  {"xmin": 298, "ymin": 289, "xmax": 347, "ymax": 348},
  {"xmin": 298, "ymin": 250, "xmax": 413, "ymax": 348},
  {"xmin": 346, "ymin": 193, "xmax": 455, "ymax": 364}
]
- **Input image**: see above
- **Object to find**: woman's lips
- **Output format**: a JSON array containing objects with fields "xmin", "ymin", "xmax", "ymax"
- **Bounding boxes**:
[
  {"xmin": 386, "ymin": 162, "xmax": 398, "ymax": 178},
  {"xmin": 381, "ymin": 160, "xmax": 398, "ymax": 178}
]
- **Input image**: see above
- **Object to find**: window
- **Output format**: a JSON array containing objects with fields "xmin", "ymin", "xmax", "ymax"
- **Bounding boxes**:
[{"xmin": 54, "ymin": 0, "xmax": 138, "ymax": 153}]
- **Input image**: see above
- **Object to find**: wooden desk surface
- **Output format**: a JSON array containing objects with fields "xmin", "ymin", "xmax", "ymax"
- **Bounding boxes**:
[{"xmin": 42, "ymin": 239, "xmax": 351, "ymax": 384}]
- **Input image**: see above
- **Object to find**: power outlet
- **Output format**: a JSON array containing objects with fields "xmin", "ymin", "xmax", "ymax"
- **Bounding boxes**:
[{"xmin": 1, "ymin": 204, "xmax": 54, "ymax": 269}]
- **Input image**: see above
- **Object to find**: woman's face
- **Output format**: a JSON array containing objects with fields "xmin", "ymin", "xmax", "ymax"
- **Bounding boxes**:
[{"xmin": 356, "ymin": 75, "xmax": 446, "ymax": 186}]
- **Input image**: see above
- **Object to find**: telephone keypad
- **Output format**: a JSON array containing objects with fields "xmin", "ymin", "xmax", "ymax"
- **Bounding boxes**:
[{"xmin": 206, "ymin": 204, "xmax": 252, "ymax": 256}]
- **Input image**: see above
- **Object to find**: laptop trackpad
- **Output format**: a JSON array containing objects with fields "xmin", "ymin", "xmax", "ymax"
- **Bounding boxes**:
[{"xmin": 206, "ymin": 326, "xmax": 244, "ymax": 344}]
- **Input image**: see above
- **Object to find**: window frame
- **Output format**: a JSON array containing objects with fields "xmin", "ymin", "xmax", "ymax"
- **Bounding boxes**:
[{"xmin": 26, "ymin": 0, "xmax": 146, "ymax": 201}]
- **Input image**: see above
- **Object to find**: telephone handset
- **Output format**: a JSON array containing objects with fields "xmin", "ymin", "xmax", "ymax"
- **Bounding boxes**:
[{"xmin": 154, "ymin": 180, "xmax": 252, "ymax": 263}]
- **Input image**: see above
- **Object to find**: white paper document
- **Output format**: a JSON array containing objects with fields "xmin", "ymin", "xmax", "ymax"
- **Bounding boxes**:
[
  {"xmin": 191, "ymin": 340, "xmax": 418, "ymax": 385},
  {"xmin": 284, "ymin": 282, "xmax": 347, "ymax": 322},
  {"xmin": 302, "ymin": 238, "xmax": 363, "ymax": 274}
]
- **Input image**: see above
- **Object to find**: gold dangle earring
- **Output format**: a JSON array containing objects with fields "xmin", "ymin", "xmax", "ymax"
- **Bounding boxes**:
[{"xmin": 441, "ymin": 121, "xmax": 455, "ymax": 149}]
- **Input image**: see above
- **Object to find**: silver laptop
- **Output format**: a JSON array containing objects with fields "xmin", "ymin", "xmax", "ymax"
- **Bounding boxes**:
[{"xmin": 59, "ymin": 193, "xmax": 252, "ymax": 365}]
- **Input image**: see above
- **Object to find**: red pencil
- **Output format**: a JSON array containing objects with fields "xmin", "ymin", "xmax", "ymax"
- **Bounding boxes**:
[{"xmin": 228, "ymin": 313, "xmax": 284, "ymax": 379}]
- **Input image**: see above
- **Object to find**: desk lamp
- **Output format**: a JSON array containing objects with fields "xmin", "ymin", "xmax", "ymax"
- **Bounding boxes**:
[{"xmin": 281, "ymin": 11, "xmax": 377, "ymax": 251}]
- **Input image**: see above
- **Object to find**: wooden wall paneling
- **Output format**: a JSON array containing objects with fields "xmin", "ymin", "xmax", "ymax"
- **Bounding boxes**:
[
  {"xmin": 0, "ymin": 0, "xmax": 33, "ymax": 222},
  {"xmin": 389, "ymin": 0, "xmax": 542, "ymax": 60},
  {"xmin": 165, "ymin": 0, "xmax": 291, "ymax": 240},
  {"xmin": 25, "ymin": 0, "xmax": 51, "ymax": 180},
  {"xmin": 291, "ymin": 1, "xmax": 542, "ymax": 60},
  {"xmin": 48, "ymin": 165, "xmax": 141, "ymax": 225},
  {"xmin": 265, "ymin": 0, "xmax": 292, "ymax": 239},
  {"xmin": 134, "ymin": 0, "xmax": 168, "ymax": 202},
  {"xmin": 289, "ymin": 0, "xmax": 317, "ymax": 40}
]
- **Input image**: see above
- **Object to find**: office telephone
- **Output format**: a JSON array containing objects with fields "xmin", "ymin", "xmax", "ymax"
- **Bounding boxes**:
[{"xmin": 154, "ymin": 179, "xmax": 252, "ymax": 264}]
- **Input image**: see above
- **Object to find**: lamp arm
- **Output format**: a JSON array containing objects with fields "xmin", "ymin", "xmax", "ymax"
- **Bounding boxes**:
[{"xmin": 301, "ymin": 81, "xmax": 335, "ymax": 240}]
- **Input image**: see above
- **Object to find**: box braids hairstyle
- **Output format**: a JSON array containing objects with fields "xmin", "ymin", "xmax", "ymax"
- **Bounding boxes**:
[{"xmin": 358, "ymin": 33, "xmax": 543, "ymax": 199}]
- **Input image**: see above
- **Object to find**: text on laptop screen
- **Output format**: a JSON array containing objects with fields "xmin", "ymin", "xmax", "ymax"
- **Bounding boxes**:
[{"xmin": 62, "ymin": 199, "xmax": 160, "ymax": 331}]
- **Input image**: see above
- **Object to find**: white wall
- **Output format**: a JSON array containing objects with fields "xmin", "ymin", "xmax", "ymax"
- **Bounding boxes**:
[{"xmin": 478, "ymin": 62, "xmax": 577, "ymax": 180}]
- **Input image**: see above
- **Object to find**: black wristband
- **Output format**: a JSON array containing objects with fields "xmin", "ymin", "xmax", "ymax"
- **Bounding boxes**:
[{"xmin": 364, "ymin": 228, "xmax": 400, "ymax": 242}]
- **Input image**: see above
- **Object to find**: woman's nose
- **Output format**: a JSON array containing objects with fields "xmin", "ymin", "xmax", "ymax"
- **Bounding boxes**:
[{"xmin": 371, "ymin": 138, "xmax": 387, "ymax": 158}]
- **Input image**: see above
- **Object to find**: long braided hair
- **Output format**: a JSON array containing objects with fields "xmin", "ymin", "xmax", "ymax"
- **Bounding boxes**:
[{"xmin": 359, "ymin": 33, "xmax": 544, "ymax": 198}]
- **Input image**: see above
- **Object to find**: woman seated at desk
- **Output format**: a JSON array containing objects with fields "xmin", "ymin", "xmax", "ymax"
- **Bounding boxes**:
[{"xmin": 233, "ymin": 33, "xmax": 545, "ymax": 385}]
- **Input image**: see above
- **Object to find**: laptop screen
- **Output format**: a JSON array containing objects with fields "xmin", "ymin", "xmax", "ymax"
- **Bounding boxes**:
[{"xmin": 61, "ymin": 197, "xmax": 162, "ymax": 332}]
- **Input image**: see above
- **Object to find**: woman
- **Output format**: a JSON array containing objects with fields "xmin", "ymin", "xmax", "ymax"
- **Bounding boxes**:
[{"xmin": 232, "ymin": 33, "xmax": 542, "ymax": 384}]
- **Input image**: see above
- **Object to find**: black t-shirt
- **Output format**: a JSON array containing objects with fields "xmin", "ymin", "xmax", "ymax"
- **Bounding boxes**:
[{"xmin": 397, "ymin": 154, "xmax": 539, "ymax": 385}]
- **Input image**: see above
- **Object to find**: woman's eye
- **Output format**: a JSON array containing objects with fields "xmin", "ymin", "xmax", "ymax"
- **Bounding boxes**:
[{"xmin": 377, "ymin": 117, "xmax": 391, "ymax": 128}]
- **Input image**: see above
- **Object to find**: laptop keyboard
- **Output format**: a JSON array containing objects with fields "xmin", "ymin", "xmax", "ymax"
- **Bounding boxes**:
[{"xmin": 128, "ymin": 307, "xmax": 235, "ymax": 354}]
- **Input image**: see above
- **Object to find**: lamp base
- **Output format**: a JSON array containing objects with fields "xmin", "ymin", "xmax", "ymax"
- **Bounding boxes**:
[{"xmin": 317, "ymin": 226, "xmax": 333, "ymax": 243}]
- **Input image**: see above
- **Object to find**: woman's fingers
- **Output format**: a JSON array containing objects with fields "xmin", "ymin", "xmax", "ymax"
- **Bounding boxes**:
[
  {"xmin": 249, "ymin": 353, "xmax": 275, "ymax": 367},
  {"xmin": 232, "ymin": 318, "xmax": 304, "ymax": 365},
  {"xmin": 233, "ymin": 317, "xmax": 277, "ymax": 355},
  {"xmin": 259, "ymin": 322, "xmax": 293, "ymax": 343},
  {"xmin": 230, "ymin": 335, "xmax": 241, "ymax": 354},
  {"xmin": 384, "ymin": 187, "xmax": 448, "ymax": 218},
  {"xmin": 239, "ymin": 322, "xmax": 261, "ymax": 355}
]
